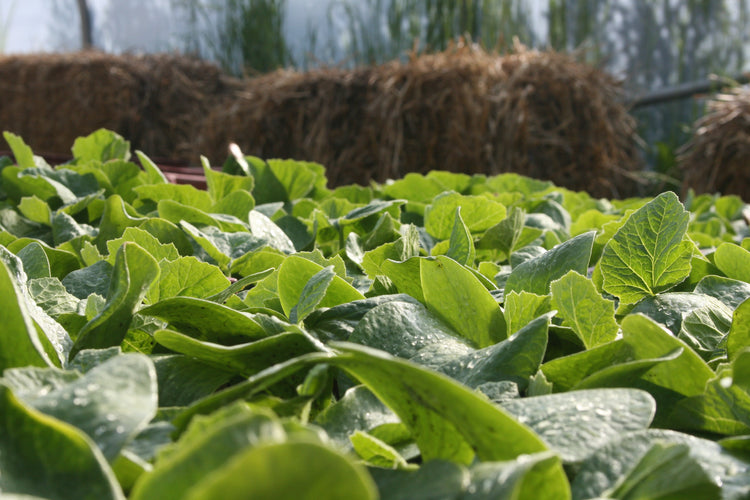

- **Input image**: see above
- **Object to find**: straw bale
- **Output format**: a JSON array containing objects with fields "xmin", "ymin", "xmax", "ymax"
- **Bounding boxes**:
[
  {"xmin": 196, "ymin": 43, "xmax": 642, "ymax": 197},
  {"xmin": 0, "ymin": 51, "xmax": 238, "ymax": 160},
  {"xmin": 1, "ymin": 46, "xmax": 642, "ymax": 197},
  {"xmin": 679, "ymin": 86, "xmax": 750, "ymax": 199}
]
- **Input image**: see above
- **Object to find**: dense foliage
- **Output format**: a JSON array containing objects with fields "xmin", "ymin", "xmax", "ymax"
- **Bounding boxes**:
[{"xmin": 1, "ymin": 129, "xmax": 750, "ymax": 499}]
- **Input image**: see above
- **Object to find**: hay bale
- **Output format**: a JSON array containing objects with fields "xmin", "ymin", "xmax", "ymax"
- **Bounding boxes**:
[
  {"xmin": 679, "ymin": 86, "xmax": 750, "ymax": 199},
  {"xmin": 196, "ymin": 43, "xmax": 642, "ymax": 197},
  {"xmin": 0, "ymin": 51, "xmax": 238, "ymax": 160}
]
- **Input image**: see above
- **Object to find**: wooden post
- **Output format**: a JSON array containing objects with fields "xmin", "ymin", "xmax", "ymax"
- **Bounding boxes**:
[{"xmin": 76, "ymin": 0, "xmax": 93, "ymax": 49}]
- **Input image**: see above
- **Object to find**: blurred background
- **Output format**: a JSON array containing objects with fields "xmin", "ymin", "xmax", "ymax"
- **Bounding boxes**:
[{"xmin": 1, "ymin": 0, "xmax": 750, "ymax": 193}]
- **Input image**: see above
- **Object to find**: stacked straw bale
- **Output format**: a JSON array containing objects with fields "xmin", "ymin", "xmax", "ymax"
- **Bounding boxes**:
[
  {"xmin": 198, "ymin": 43, "xmax": 643, "ymax": 197},
  {"xmin": 679, "ymin": 86, "xmax": 750, "ymax": 199},
  {"xmin": 0, "ymin": 51, "xmax": 239, "ymax": 160},
  {"xmin": 0, "ymin": 45, "xmax": 643, "ymax": 197}
]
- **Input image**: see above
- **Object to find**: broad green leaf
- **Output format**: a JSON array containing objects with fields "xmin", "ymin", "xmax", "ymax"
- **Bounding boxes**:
[
  {"xmin": 0, "ymin": 385, "xmax": 124, "ymax": 500},
  {"xmin": 248, "ymin": 157, "xmax": 324, "ymax": 204},
  {"xmin": 71, "ymin": 243, "xmax": 160, "ymax": 358},
  {"xmin": 445, "ymin": 206, "xmax": 475, "ymax": 265},
  {"xmin": 183, "ymin": 441, "xmax": 378, "ymax": 500},
  {"xmin": 18, "ymin": 195, "xmax": 52, "ymax": 225},
  {"xmin": 381, "ymin": 256, "xmax": 424, "ymax": 302},
  {"xmin": 504, "ymin": 291, "xmax": 552, "ymax": 335},
  {"xmin": 0, "ymin": 256, "xmax": 54, "ymax": 371},
  {"xmin": 424, "ymin": 192, "xmax": 506, "ymax": 240},
  {"xmin": 678, "ymin": 300, "xmax": 733, "ymax": 361},
  {"xmin": 505, "ymin": 231, "xmax": 596, "ymax": 296},
  {"xmin": 728, "ymin": 299, "xmax": 750, "ymax": 362},
  {"xmin": 145, "ymin": 256, "xmax": 229, "ymax": 304},
  {"xmin": 17, "ymin": 240, "xmax": 51, "ymax": 279},
  {"xmin": 62, "ymin": 260, "xmax": 113, "ymax": 299},
  {"xmin": 151, "ymin": 355, "xmax": 235, "ymax": 407},
  {"xmin": 630, "ymin": 292, "xmax": 726, "ymax": 335},
  {"xmin": 180, "ymin": 221, "xmax": 264, "ymax": 269},
  {"xmin": 621, "ymin": 314, "xmax": 714, "ymax": 398},
  {"xmin": 3, "ymin": 130, "xmax": 37, "ymax": 167},
  {"xmin": 7, "ymin": 353, "xmax": 157, "ymax": 461},
  {"xmin": 277, "ymin": 255, "xmax": 365, "ymax": 318},
  {"xmin": 600, "ymin": 192, "xmax": 692, "ymax": 304},
  {"xmin": 329, "ymin": 342, "xmax": 550, "ymax": 464},
  {"xmin": 695, "ymin": 275, "xmax": 750, "ymax": 310},
  {"xmin": 421, "ymin": 255, "xmax": 507, "ymax": 347},
  {"xmin": 134, "ymin": 184, "xmax": 213, "ymax": 212},
  {"xmin": 140, "ymin": 297, "xmax": 269, "ymax": 344},
  {"xmin": 27, "ymin": 278, "xmax": 79, "ymax": 324},
  {"xmin": 248, "ymin": 210, "xmax": 295, "ymax": 253},
  {"xmin": 370, "ymin": 460, "xmax": 468, "ymax": 500},
  {"xmin": 96, "ymin": 195, "xmax": 147, "ymax": 252},
  {"xmin": 609, "ymin": 442, "xmax": 719, "ymax": 499},
  {"xmin": 350, "ymin": 430, "xmax": 409, "ymax": 468},
  {"xmin": 289, "ymin": 266, "xmax": 336, "ymax": 323},
  {"xmin": 714, "ymin": 242, "xmax": 750, "ymax": 283},
  {"xmin": 130, "ymin": 404, "xmax": 287, "ymax": 500},
  {"xmin": 106, "ymin": 227, "xmax": 179, "ymax": 265},
  {"xmin": 571, "ymin": 429, "xmax": 749, "ymax": 500},
  {"xmin": 153, "ymin": 329, "xmax": 318, "ymax": 377},
  {"xmin": 380, "ymin": 173, "xmax": 447, "ymax": 203},
  {"xmin": 201, "ymin": 157, "xmax": 254, "ymax": 202},
  {"xmin": 434, "ymin": 313, "xmax": 550, "ymax": 391},
  {"xmin": 315, "ymin": 386, "xmax": 400, "ymax": 449},
  {"xmin": 349, "ymin": 300, "xmax": 470, "ymax": 359},
  {"xmin": 550, "ymin": 270, "xmax": 619, "ymax": 348},
  {"xmin": 137, "ymin": 217, "xmax": 193, "ymax": 256},
  {"xmin": 134, "ymin": 150, "xmax": 169, "ymax": 184},
  {"xmin": 477, "ymin": 206, "xmax": 539, "ymax": 260},
  {"xmin": 72, "ymin": 128, "xmax": 130, "ymax": 162},
  {"xmin": 501, "ymin": 388, "xmax": 656, "ymax": 463},
  {"xmin": 670, "ymin": 350, "xmax": 750, "ymax": 435}
]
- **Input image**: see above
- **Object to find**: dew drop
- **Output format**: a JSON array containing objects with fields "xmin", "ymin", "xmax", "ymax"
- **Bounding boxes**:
[{"xmin": 720, "ymin": 377, "xmax": 733, "ymax": 388}]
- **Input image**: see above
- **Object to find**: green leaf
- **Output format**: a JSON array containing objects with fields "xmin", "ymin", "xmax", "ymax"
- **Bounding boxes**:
[
  {"xmin": 71, "ymin": 243, "xmax": 160, "ymax": 358},
  {"xmin": 445, "ymin": 206, "xmax": 475, "ymax": 265},
  {"xmin": 140, "ymin": 297, "xmax": 269, "ymax": 344},
  {"xmin": 504, "ymin": 291, "xmax": 552, "ymax": 335},
  {"xmin": 434, "ymin": 313, "xmax": 550, "ymax": 391},
  {"xmin": 277, "ymin": 255, "xmax": 365, "ymax": 318},
  {"xmin": 501, "ymin": 388, "xmax": 655, "ymax": 463},
  {"xmin": 134, "ymin": 184, "xmax": 213, "ymax": 212},
  {"xmin": 505, "ymin": 231, "xmax": 596, "ymax": 296},
  {"xmin": 96, "ymin": 195, "xmax": 147, "ymax": 252},
  {"xmin": 153, "ymin": 329, "xmax": 318, "ymax": 377},
  {"xmin": 248, "ymin": 210, "xmax": 295, "ymax": 253},
  {"xmin": 202, "ymin": 157, "xmax": 254, "ymax": 202},
  {"xmin": 349, "ymin": 300, "xmax": 470, "ymax": 359},
  {"xmin": 7, "ymin": 353, "xmax": 157, "ymax": 461},
  {"xmin": 350, "ymin": 430, "xmax": 409, "ymax": 468},
  {"xmin": 18, "ymin": 195, "xmax": 52, "ymax": 225},
  {"xmin": 145, "ymin": 256, "xmax": 230, "ymax": 304},
  {"xmin": 550, "ymin": 270, "xmax": 619, "ymax": 348},
  {"xmin": 62, "ymin": 260, "xmax": 113, "ymax": 299},
  {"xmin": 17, "ymin": 240, "xmax": 52, "ymax": 279},
  {"xmin": 670, "ymin": 350, "xmax": 750, "ymax": 435},
  {"xmin": 0, "ymin": 256, "xmax": 54, "ymax": 371},
  {"xmin": 728, "ymin": 299, "xmax": 750, "ymax": 362},
  {"xmin": 600, "ymin": 192, "xmax": 692, "ymax": 304},
  {"xmin": 3, "ymin": 130, "xmax": 37, "ymax": 167},
  {"xmin": 714, "ymin": 242, "xmax": 750, "ymax": 283},
  {"xmin": 424, "ymin": 192, "xmax": 506, "ymax": 240},
  {"xmin": 106, "ymin": 227, "xmax": 179, "ymax": 265},
  {"xmin": 421, "ymin": 256, "xmax": 507, "ymax": 347},
  {"xmin": 329, "ymin": 342, "xmax": 550, "ymax": 464},
  {"xmin": 289, "ymin": 266, "xmax": 336, "ymax": 323},
  {"xmin": 134, "ymin": 150, "xmax": 169, "ymax": 184},
  {"xmin": 184, "ymin": 440, "xmax": 378, "ymax": 500},
  {"xmin": 695, "ymin": 275, "xmax": 750, "ymax": 310},
  {"xmin": 0, "ymin": 385, "xmax": 124, "ymax": 500},
  {"xmin": 152, "ymin": 355, "xmax": 235, "ymax": 407},
  {"xmin": 72, "ymin": 128, "xmax": 130, "ymax": 163},
  {"xmin": 572, "ymin": 429, "xmax": 747, "ymax": 500},
  {"xmin": 315, "ymin": 385, "xmax": 400, "ymax": 449},
  {"xmin": 477, "ymin": 206, "xmax": 538, "ymax": 260}
]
